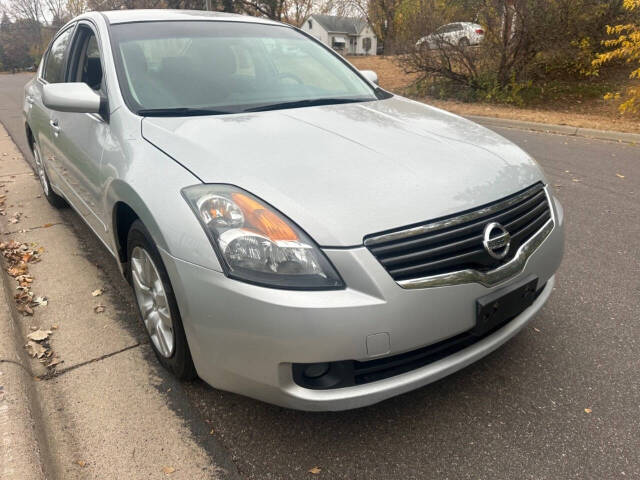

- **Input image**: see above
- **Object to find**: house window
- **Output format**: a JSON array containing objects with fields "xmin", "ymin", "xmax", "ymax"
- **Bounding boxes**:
[
  {"xmin": 308, "ymin": 19, "xmax": 312, "ymax": 29},
  {"xmin": 362, "ymin": 37, "xmax": 372, "ymax": 52}
]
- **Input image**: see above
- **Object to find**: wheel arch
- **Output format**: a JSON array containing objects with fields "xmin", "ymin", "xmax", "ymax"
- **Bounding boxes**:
[
  {"xmin": 25, "ymin": 122, "xmax": 35, "ymax": 154},
  {"xmin": 108, "ymin": 180, "xmax": 170, "ymax": 267}
]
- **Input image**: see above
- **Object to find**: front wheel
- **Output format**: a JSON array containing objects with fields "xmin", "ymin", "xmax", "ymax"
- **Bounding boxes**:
[
  {"xmin": 127, "ymin": 220, "xmax": 196, "ymax": 380},
  {"xmin": 458, "ymin": 37, "xmax": 471, "ymax": 48},
  {"xmin": 33, "ymin": 142, "xmax": 66, "ymax": 208}
]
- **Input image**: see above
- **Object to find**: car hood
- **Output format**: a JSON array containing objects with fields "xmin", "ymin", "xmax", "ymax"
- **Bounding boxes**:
[{"xmin": 142, "ymin": 96, "xmax": 545, "ymax": 247}]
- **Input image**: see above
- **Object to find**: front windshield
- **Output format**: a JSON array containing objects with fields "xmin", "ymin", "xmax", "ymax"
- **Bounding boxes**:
[{"xmin": 111, "ymin": 21, "xmax": 379, "ymax": 114}]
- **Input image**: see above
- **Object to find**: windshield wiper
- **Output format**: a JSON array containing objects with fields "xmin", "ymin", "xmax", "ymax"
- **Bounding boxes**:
[
  {"xmin": 243, "ymin": 97, "xmax": 370, "ymax": 113},
  {"xmin": 137, "ymin": 107, "xmax": 233, "ymax": 117}
]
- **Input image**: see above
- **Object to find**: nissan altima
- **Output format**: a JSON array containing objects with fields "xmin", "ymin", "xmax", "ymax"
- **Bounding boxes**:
[{"xmin": 23, "ymin": 9, "xmax": 564, "ymax": 411}]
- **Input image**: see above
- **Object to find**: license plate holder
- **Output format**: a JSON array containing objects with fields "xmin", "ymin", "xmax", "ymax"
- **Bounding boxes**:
[{"xmin": 474, "ymin": 275, "xmax": 539, "ymax": 337}]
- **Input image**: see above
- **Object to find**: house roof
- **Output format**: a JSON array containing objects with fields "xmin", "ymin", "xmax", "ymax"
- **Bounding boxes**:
[{"xmin": 311, "ymin": 14, "xmax": 369, "ymax": 35}]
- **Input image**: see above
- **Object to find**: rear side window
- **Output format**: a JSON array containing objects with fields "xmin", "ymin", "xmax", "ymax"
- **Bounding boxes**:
[{"xmin": 43, "ymin": 27, "xmax": 74, "ymax": 83}]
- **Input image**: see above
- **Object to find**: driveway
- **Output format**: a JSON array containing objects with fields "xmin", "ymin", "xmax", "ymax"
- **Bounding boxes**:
[{"xmin": 2, "ymin": 72, "xmax": 639, "ymax": 479}]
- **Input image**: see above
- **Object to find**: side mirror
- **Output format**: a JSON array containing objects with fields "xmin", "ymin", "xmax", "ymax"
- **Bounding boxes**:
[
  {"xmin": 43, "ymin": 83, "xmax": 105, "ymax": 115},
  {"xmin": 359, "ymin": 69, "xmax": 379, "ymax": 86}
]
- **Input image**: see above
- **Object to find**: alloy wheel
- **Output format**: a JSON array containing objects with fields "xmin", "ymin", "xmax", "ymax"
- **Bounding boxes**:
[
  {"xmin": 33, "ymin": 146, "xmax": 49, "ymax": 196},
  {"xmin": 130, "ymin": 246, "xmax": 175, "ymax": 358}
]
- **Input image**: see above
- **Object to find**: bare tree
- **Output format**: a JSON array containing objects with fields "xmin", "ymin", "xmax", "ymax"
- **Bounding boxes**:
[
  {"xmin": 281, "ymin": 0, "xmax": 312, "ymax": 26},
  {"xmin": 6, "ymin": 0, "xmax": 43, "ymax": 22},
  {"xmin": 236, "ymin": 0, "xmax": 286, "ymax": 20},
  {"xmin": 65, "ymin": 0, "xmax": 86, "ymax": 16},
  {"xmin": 43, "ymin": 0, "xmax": 68, "ymax": 24},
  {"xmin": 350, "ymin": 0, "xmax": 402, "ymax": 54}
]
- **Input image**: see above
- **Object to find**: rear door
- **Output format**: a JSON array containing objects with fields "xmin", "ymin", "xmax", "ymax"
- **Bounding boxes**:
[{"xmin": 29, "ymin": 24, "xmax": 76, "ymax": 191}]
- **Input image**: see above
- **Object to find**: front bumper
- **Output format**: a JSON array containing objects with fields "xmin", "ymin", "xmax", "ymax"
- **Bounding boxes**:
[{"xmin": 160, "ymin": 196, "xmax": 564, "ymax": 411}]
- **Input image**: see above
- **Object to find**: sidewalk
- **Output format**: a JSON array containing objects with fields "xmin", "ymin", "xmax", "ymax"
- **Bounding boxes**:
[{"xmin": 0, "ymin": 125, "xmax": 236, "ymax": 479}]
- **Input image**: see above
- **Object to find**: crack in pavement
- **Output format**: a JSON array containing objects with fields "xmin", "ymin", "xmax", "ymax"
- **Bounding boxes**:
[
  {"xmin": 0, "ymin": 358, "xmax": 34, "ymax": 375},
  {"xmin": 36, "ymin": 342, "xmax": 143, "ymax": 380},
  {"xmin": 2, "ymin": 222, "xmax": 66, "ymax": 236}
]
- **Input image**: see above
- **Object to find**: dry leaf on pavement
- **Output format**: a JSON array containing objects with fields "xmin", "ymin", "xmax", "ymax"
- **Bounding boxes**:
[
  {"xmin": 584, "ymin": 408, "xmax": 592, "ymax": 414},
  {"xmin": 32, "ymin": 296, "xmax": 48, "ymax": 306},
  {"xmin": 94, "ymin": 304, "xmax": 106, "ymax": 313},
  {"xmin": 74, "ymin": 460, "xmax": 86, "ymax": 467},
  {"xmin": 47, "ymin": 357, "xmax": 63, "ymax": 368},
  {"xmin": 616, "ymin": 173, "xmax": 625, "ymax": 178},
  {"xmin": 25, "ymin": 340, "xmax": 47, "ymax": 358},
  {"xmin": 162, "ymin": 466, "xmax": 176, "ymax": 474},
  {"xmin": 308, "ymin": 467, "xmax": 322, "ymax": 474},
  {"xmin": 91, "ymin": 288, "xmax": 103, "ymax": 297},
  {"xmin": 17, "ymin": 303, "xmax": 34, "ymax": 316},
  {"xmin": 27, "ymin": 329, "xmax": 51, "ymax": 342}
]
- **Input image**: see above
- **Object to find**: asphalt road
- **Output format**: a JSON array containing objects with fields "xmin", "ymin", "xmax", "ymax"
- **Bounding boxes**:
[{"xmin": 2, "ymin": 72, "xmax": 639, "ymax": 479}]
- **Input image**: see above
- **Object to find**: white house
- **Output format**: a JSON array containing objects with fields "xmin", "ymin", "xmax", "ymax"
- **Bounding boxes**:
[{"xmin": 301, "ymin": 14, "xmax": 377, "ymax": 56}]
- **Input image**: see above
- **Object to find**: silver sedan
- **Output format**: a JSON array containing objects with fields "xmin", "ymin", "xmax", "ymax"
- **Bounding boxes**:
[{"xmin": 23, "ymin": 10, "xmax": 564, "ymax": 411}]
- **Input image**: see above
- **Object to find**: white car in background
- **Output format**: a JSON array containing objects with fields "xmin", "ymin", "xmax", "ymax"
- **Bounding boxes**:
[{"xmin": 417, "ymin": 22, "xmax": 485, "ymax": 49}]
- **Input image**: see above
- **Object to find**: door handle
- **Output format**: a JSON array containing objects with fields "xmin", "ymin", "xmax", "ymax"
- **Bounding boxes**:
[{"xmin": 49, "ymin": 119, "xmax": 61, "ymax": 137}]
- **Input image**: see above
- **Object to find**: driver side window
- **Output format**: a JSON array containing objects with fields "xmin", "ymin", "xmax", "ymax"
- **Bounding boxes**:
[{"xmin": 69, "ymin": 26, "xmax": 104, "ymax": 92}]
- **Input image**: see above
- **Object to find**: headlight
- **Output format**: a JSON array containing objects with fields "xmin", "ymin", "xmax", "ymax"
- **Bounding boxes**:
[{"xmin": 182, "ymin": 185, "xmax": 344, "ymax": 290}]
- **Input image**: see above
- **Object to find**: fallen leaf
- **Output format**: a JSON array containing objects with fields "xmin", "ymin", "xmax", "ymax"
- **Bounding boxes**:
[
  {"xmin": 27, "ymin": 329, "xmax": 51, "ymax": 342},
  {"xmin": 571, "ymin": 178, "xmax": 581, "ymax": 183},
  {"xmin": 94, "ymin": 304, "xmax": 106, "ymax": 314},
  {"xmin": 91, "ymin": 288, "xmax": 103, "ymax": 297},
  {"xmin": 47, "ymin": 358, "xmax": 63, "ymax": 368},
  {"xmin": 7, "ymin": 264, "xmax": 28, "ymax": 277},
  {"xmin": 533, "ymin": 327, "xmax": 541, "ymax": 332},
  {"xmin": 162, "ymin": 466, "xmax": 176, "ymax": 474},
  {"xmin": 209, "ymin": 428, "xmax": 215, "ymax": 435},
  {"xmin": 309, "ymin": 467, "xmax": 322, "ymax": 475},
  {"xmin": 616, "ymin": 173, "xmax": 625, "ymax": 179},
  {"xmin": 584, "ymin": 408, "xmax": 592, "ymax": 414},
  {"xmin": 51, "ymin": 324, "xmax": 58, "ymax": 330},
  {"xmin": 74, "ymin": 460, "xmax": 86, "ymax": 467},
  {"xmin": 42, "ymin": 223, "xmax": 54, "ymax": 228},
  {"xmin": 32, "ymin": 296, "xmax": 48, "ymax": 307},
  {"xmin": 25, "ymin": 340, "xmax": 47, "ymax": 358},
  {"xmin": 17, "ymin": 304, "xmax": 34, "ymax": 316}
]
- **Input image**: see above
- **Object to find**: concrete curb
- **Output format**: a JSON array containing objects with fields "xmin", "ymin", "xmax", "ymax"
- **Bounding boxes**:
[
  {"xmin": 465, "ymin": 115, "xmax": 640, "ymax": 145},
  {"xmin": 0, "ymin": 264, "xmax": 52, "ymax": 479}
]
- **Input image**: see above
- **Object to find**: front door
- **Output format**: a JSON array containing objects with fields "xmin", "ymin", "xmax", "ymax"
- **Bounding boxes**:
[{"xmin": 50, "ymin": 22, "xmax": 111, "ymax": 243}]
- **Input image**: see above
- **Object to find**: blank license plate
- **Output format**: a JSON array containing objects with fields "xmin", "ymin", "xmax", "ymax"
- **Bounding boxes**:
[{"xmin": 474, "ymin": 275, "xmax": 539, "ymax": 337}]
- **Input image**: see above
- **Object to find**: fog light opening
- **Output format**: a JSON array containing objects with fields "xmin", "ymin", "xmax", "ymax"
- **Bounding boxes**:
[{"xmin": 303, "ymin": 362, "xmax": 330, "ymax": 379}]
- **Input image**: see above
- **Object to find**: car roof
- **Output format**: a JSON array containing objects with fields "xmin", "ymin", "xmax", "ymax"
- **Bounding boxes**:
[{"xmin": 99, "ymin": 9, "xmax": 281, "ymax": 26}]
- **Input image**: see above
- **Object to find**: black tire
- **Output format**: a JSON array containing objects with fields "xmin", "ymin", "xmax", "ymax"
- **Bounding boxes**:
[
  {"xmin": 459, "ymin": 37, "xmax": 471, "ymax": 48},
  {"xmin": 127, "ymin": 219, "xmax": 197, "ymax": 380},
  {"xmin": 32, "ymin": 142, "xmax": 67, "ymax": 209}
]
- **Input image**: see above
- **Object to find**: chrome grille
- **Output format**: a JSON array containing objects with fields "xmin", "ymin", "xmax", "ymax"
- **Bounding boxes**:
[{"xmin": 364, "ymin": 183, "xmax": 552, "ymax": 284}]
